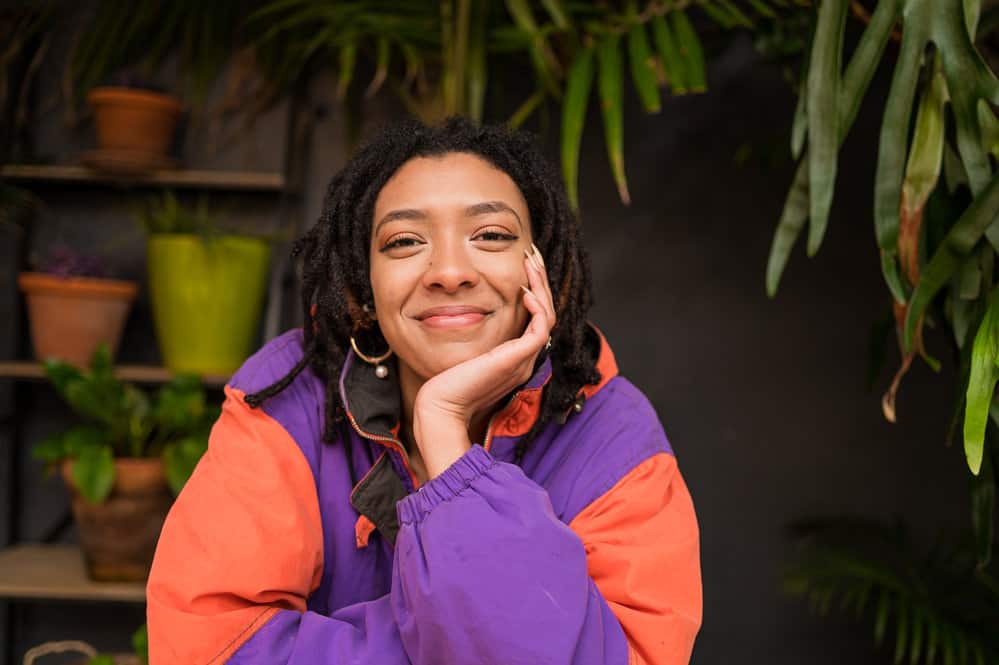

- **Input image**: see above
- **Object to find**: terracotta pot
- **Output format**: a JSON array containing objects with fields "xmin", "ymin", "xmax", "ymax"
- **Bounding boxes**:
[
  {"xmin": 18, "ymin": 272, "xmax": 138, "ymax": 366},
  {"xmin": 87, "ymin": 87, "xmax": 182, "ymax": 156},
  {"xmin": 62, "ymin": 457, "xmax": 173, "ymax": 582}
]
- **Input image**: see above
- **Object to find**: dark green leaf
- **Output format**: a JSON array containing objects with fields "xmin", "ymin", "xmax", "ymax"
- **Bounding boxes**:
[
  {"xmin": 162, "ymin": 435, "xmax": 208, "ymax": 496},
  {"xmin": 905, "ymin": 169, "xmax": 999, "ymax": 350},
  {"xmin": 71, "ymin": 444, "xmax": 115, "ymax": 504},
  {"xmin": 650, "ymin": 14, "xmax": 687, "ymax": 94},
  {"xmin": 132, "ymin": 623, "xmax": 149, "ymax": 664},
  {"xmin": 806, "ymin": 0, "xmax": 848, "ymax": 256},
  {"xmin": 561, "ymin": 46, "xmax": 595, "ymax": 211},
  {"xmin": 963, "ymin": 285, "xmax": 999, "ymax": 475},
  {"xmin": 627, "ymin": 23, "xmax": 661, "ymax": 113},
  {"xmin": 671, "ymin": 11, "xmax": 706, "ymax": 93},
  {"xmin": 597, "ymin": 34, "xmax": 629, "ymax": 204}
]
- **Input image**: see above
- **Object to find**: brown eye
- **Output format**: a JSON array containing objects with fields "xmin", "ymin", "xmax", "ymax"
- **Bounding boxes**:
[
  {"xmin": 473, "ymin": 231, "xmax": 518, "ymax": 242},
  {"xmin": 380, "ymin": 236, "xmax": 423, "ymax": 252}
]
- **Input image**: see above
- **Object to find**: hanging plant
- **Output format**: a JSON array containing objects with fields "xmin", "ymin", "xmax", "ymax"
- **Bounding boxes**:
[{"xmin": 766, "ymin": 0, "xmax": 999, "ymax": 569}]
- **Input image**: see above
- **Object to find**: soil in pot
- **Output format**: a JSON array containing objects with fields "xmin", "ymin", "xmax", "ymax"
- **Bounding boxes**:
[
  {"xmin": 62, "ymin": 458, "xmax": 173, "ymax": 582},
  {"xmin": 18, "ymin": 272, "xmax": 138, "ymax": 366}
]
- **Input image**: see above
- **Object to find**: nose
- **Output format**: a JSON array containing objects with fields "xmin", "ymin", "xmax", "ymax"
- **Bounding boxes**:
[{"xmin": 421, "ymin": 237, "xmax": 479, "ymax": 292}]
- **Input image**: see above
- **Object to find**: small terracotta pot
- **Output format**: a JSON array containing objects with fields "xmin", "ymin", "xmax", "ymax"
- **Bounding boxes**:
[
  {"xmin": 87, "ymin": 87, "xmax": 182, "ymax": 156},
  {"xmin": 62, "ymin": 457, "xmax": 173, "ymax": 582},
  {"xmin": 18, "ymin": 272, "xmax": 138, "ymax": 366}
]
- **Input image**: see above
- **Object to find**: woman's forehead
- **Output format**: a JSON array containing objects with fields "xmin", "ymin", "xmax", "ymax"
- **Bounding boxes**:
[{"xmin": 373, "ymin": 152, "xmax": 529, "ymax": 220}]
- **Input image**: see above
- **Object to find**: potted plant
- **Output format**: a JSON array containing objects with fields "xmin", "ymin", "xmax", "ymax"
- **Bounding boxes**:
[
  {"xmin": 24, "ymin": 624, "xmax": 147, "ymax": 665},
  {"xmin": 83, "ymin": 72, "xmax": 183, "ymax": 175},
  {"xmin": 17, "ymin": 244, "xmax": 138, "ymax": 366},
  {"xmin": 32, "ymin": 344, "xmax": 218, "ymax": 582},
  {"xmin": 138, "ymin": 191, "xmax": 272, "ymax": 376}
]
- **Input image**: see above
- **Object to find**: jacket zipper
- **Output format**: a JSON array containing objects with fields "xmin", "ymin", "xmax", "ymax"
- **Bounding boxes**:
[{"xmin": 344, "ymin": 409, "xmax": 420, "ymax": 490}]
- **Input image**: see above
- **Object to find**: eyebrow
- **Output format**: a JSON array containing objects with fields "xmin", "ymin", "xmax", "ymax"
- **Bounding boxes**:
[{"xmin": 374, "ymin": 200, "xmax": 523, "ymax": 236}]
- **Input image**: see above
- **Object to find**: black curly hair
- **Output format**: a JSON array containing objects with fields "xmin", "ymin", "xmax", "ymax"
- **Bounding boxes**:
[{"xmin": 244, "ymin": 116, "xmax": 600, "ymax": 464}]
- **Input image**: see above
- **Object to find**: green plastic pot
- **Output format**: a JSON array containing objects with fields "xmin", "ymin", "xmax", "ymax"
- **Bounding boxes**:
[{"xmin": 148, "ymin": 234, "xmax": 271, "ymax": 375}]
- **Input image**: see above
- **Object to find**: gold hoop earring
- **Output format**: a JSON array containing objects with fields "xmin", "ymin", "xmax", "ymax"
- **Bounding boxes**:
[{"xmin": 350, "ymin": 336, "xmax": 393, "ymax": 379}]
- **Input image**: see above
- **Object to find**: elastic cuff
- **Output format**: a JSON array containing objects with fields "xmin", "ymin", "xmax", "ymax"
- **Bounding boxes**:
[{"xmin": 396, "ymin": 445, "xmax": 497, "ymax": 525}]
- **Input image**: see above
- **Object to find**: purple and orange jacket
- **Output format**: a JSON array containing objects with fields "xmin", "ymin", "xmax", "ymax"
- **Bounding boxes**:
[{"xmin": 147, "ymin": 327, "xmax": 701, "ymax": 664}]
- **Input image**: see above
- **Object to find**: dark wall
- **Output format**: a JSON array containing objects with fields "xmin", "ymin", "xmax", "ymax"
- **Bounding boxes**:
[{"xmin": 2, "ymin": 29, "xmax": 976, "ymax": 664}]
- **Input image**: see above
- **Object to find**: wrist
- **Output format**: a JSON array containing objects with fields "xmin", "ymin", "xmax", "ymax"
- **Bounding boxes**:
[{"xmin": 412, "ymin": 406, "xmax": 472, "ymax": 480}]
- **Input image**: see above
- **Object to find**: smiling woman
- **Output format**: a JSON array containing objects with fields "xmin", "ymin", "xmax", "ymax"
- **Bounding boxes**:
[{"xmin": 145, "ymin": 117, "xmax": 702, "ymax": 665}]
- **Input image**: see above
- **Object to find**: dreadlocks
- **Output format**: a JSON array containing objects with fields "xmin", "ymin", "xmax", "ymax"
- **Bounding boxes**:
[{"xmin": 244, "ymin": 116, "xmax": 600, "ymax": 465}]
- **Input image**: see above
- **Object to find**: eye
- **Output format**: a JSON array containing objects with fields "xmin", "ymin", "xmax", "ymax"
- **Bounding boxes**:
[
  {"xmin": 380, "ymin": 235, "xmax": 423, "ymax": 252},
  {"xmin": 473, "ymin": 229, "xmax": 519, "ymax": 243}
]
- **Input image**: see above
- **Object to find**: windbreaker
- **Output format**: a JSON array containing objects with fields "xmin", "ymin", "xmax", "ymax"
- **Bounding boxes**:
[{"xmin": 147, "ymin": 325, "xmax": 701, "ymax": 664}]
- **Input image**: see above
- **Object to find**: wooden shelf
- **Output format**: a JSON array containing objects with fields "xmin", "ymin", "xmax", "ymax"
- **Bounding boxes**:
[
  {"xmin": 0, "ymin": 545, "xmax": 145, "ymax": 602},
  {"xmin": 0, "ymin": 362, "xmax": 228, "ymax": 388},
  {"xmin": 1, "ymin": 164, "xmax": 286, "ymax": 192}
]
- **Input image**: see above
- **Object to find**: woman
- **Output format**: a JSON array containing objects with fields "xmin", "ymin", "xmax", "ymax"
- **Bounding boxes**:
[{"xmin": 147, "ymin": 117, "xmax": 701, "ymax": 664}]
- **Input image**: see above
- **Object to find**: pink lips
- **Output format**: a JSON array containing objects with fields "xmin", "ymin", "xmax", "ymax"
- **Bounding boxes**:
[{"xmin": 416, "ymin": 305, "xmax": 490, "ymax": 329}]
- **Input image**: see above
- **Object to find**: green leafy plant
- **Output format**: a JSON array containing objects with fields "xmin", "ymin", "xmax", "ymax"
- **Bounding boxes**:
[
  {"xmin": 244, "ymin": 0, "xmax": 795, "ymax": 209},
  {"xmin": 784, "ymin": 517, "xmax": 999, "ymax": 665},
  {"xmin": 32, "ymin": 344, "xmax": 218, "ymax": 503},
  {"xmin": 766, "ymin": 0, "xmax": 999, "ymax": 568},
  {"xmin": 87, "ymin": 624, "xmax": 149, "ymax": 665},
  {"xmin": 134, "ymin": 191, "xmax": 220, "ymax": 237}
]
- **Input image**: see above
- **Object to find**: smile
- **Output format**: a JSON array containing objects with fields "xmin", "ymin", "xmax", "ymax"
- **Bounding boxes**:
[{"xmin": 415, "ymin": 305, "xmax": 492, "ymax": 329}]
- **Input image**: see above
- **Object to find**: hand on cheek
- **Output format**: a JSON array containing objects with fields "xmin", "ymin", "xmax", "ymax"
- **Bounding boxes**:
[{"xmin": 412, "ymin": 244, "xmax": 556, "ymax": 479}]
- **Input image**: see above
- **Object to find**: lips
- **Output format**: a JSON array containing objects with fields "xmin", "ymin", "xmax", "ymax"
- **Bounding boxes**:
[{"xmin": 415, "ymin": 305, "xmax": 492, "ymax": 329}]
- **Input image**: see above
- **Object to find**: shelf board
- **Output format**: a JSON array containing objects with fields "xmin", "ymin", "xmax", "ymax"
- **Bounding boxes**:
[
  {"xmin": 1, "ymin": 164, "xmax": 286, "ymax": 192},
  {"xmin": 0, "ymin": 361, "xmax": 228, "ymax": 388},
  {"xmin": 0, "ymin": 545, "xmax": 145, "ymax": 602}
]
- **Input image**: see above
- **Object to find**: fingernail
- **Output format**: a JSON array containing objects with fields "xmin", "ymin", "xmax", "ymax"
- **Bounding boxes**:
[{"xmin": 531, "ymin": 243, "xmax": 545, "ymax": 267}]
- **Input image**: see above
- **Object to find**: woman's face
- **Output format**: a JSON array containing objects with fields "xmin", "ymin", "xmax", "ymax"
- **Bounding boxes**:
[{"xmin": 369, "ymin": 152, "xmax": 533, "ymax": 382}]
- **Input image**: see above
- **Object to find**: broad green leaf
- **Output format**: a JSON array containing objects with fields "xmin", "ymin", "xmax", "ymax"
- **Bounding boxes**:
[
  {"xmin": 71, "ymin": 444, "xmax": 115, "ymax": 504},
  {"xmin": 894, "ymin": 600, "xmax": 909, "ymax": 665},
  {"xmin": 133, "ymin": 623, "xmax": 149, "ymax": 664},
  {"xmin": 671, "ymin": 11, "xmax": 706, "ymax": 93},
  {"xmin": 506, "ymin": 0, "xmax": 561, "ymax": 97},
  {"xmin": 875, "ymin": 0, "xmax": 931, "ymax": 300},
  {"xmin": 466, "ymin": 0, "xmax": 488, "ymax": 121},
  {"xmin": 627, "ymin": 23, "xmax": 661, "ymax": 113},
  {"xmin": 909, "ymin": 605, "xmax": 925, "ymax": 665},
  {"xmin": 791, "ymin": 89, "xmax": 807, "ymax": 160},
  {"xmin": 766, "ymin": 158, "xmax": 809, "ymax": 297},
  {"xmin": 163, "ymin": 435, "xmax": 208, "ymax": 496},
  {"xmin": 767, "ymin": 0, "xmax": 900, "ymax": 297},
  {"xmin": 597, "ymin": 35, "xmax": 630, "ymax": 204},
  {"xmin": 715, "ymin": 0, "xmax": 754, "ymax": 27},
  {"xmin": 905, "ymin": 168, "xmax": 999, "ymax": 349},
  {"xmin": 806, "ymin": 0, "xmax": 848, "ymax": 256},
  {"xmin": 650, "ymin": 15, "xmax": 687, "ymax": 94},
  {"xmin": 699, "ymin": 1, "xmax": 736, "ymax": 28},
  {"xmin": 561, "ymin": 46, "xmax": 595, "ymax": 211},
  {"xmin": 747, "ymin": 0, "xmax": 777, "ymax": 19},
  {"xmin": 32, "ymin": 433, "xmax": 68, "ymax": 464},
  {"xmin": 874, "ymin": 588, "xmax": 891, "ymax": 645},
  {"xmin": 901, "ymin": 53, "xmax": 948, "ymax": 237},
  {"xmin": 62, "ymin": 426, "xmax": 106, "ymax": 459},
  {"xmin": 964, "ymin": 285, "xmax": 999, "ymax": 475},
  {"xmin": 540, "ymin": 0, "xmax": 569, "ymax": 29},
  {"xmin": 364, "ymin": 36, "xmax": 391, "ymax": 99},
  {"xmin": 43, "ymin": 358, "xmax": 83, "ymax": 395},
  {"xmin": 336, "ymin": 40, "xmax": 357, "ymax": 100}
]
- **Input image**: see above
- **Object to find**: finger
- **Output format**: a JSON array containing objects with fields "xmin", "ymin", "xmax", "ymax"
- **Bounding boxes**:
[
  {"xmin": 528, "ymin": 245, "xmax": 556, "ymax": 324},
  {"xmin": 524, "ymin": 254, "xmax": 555, "ymax": 330}
]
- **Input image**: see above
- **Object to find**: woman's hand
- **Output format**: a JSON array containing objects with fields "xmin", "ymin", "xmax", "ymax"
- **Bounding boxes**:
[{"xmin": 412, "ymin": 244, "xmax": 556, "ymax": 479}]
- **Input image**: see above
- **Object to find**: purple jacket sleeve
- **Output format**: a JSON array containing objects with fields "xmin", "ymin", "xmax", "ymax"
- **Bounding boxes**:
[{"xmin": 391, "ymin": 445, "xmax": 630, "ymax": 665}]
